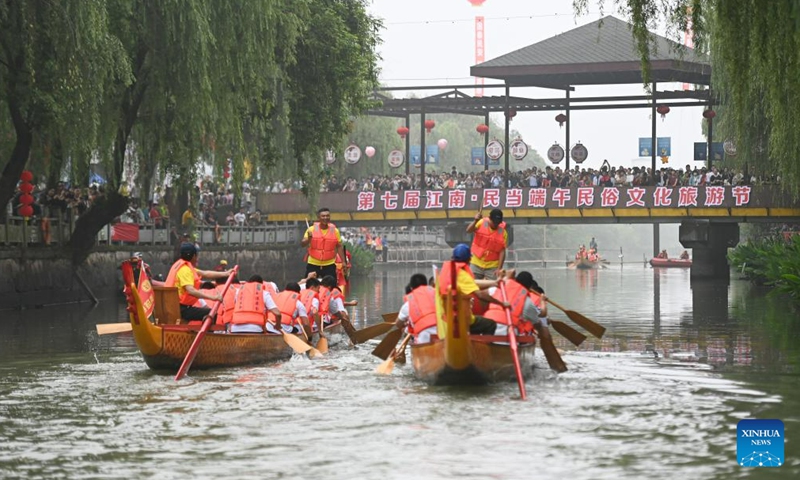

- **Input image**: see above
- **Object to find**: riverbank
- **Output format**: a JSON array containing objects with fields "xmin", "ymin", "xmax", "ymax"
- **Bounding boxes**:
[{"xmin": 0, "ymin": 245, "xmax": 305, "ymax": 310}]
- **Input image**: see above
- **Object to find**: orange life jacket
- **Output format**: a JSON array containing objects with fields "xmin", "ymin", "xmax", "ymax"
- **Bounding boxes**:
[
  {"xmin": 268, "ymin": 291, "xmax": 301, "ymax": 325},
  {"xmin": 319, "ymin": 286, "xmax": 343, "ymax": 315},
  {"xmin": 406, "ymin": 285, "xmax": 437, "ymax": 335},
  {"xmin": 262, "ymin": 282, "xmax": 278, "ymax": 297},
  {"xmin": 309, "ymin": 222, "xmax": 338, "ymax": 262},
  {"xmin": 437, "ymin": 261, "xmax": 473, "ymax": 296},
  {"xmin": 231, "ymin": 282, "xmax": 266, "ymax": 327},
  {"xmin": 165, "ymin": 259, "xmax": 201, "ymax": 306},
  {"xmin": 218, "ymin": 283, "xmax": 242, "ymax": 325},
  {"xmin": 483, "ymin": 280, "xmax": 534, "ymax": 334},
  {"xmin": 300, "ymin": 289, "xmax": 318, "ymax": 316},
  {"xmin": 470, "ymin": 219, "xmax": 506, "ymax": 262}
]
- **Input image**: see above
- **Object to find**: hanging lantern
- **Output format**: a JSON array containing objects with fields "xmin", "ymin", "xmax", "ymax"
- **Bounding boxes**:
[
  {"xmin": 437, "ymin": 139, "xmax": 448, "ymax": 150},
  {"xmin": 505, "ymin": 108, "xmax": 517, "ymax": 120},
  {"xmin": 20, "ymin": 194, "xmax": 34, "ymax": 206},
  {"xmin": 19, "ymin": 205, "xmax": 34, "ymax": 218},
  {"xmin": 703, "ymin": 109, "xmax": 716, "ymax": 119},
  {"xmin": 660, "ymin": 155, "xmax": 669, "ymax": 164},
  {"xmin": 467, "ymin": 0, "xmax": 486, "ymax": 6},
  {"xmin": 20, "ymin": 170, "xmax": 33, "ymax": 183},
  {"xmin": 396, "ymin": 126, "xmax": 409, "ymax": 139},
  {"xmin": 19, "ymin": 183, "xmax": 34, "ymax": 194},
  {"xmin": 656, "ymin": 105, "xmax": 670, "ymax": 121},
  {"xmin": 476, "ymin": 124, "xmax": 489, "ymax": 135},
  {"xmin": 365, "ymin": 146, "xmax": 376, "ymax": 158},
  {"xmin": 424, "ymin": 119, "xmax": 436, "ymax": 133},
  {"xmin": 555, "ymin": 113, "xmax": 567, "ymax": 128}
]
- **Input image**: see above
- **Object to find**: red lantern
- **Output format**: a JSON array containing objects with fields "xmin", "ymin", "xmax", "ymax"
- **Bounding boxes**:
[
  {"xmin": 396, "ymin": 126, "xmax": 409, "ymax": 139},
  {"xmin": 656, "ymin": 105, "xmax": 670, "ymax": 121},
  {"xmin": 505, "ymin": 108, "xmax": 517, "ymax": 120},
  {"xmin": 703, "ymin": 109, "xmax": 716, "ymax": 119},
  {"xmin": 20, "ymin": 170, "xmax": 33, "ymax": 182},
  {"xmin": 424, "ymin": 119, "xmax": 436, "ymax": 133},
  {"xmin": 19, "ymin": 183, "xmax": 34, "ymax": 194},
  {"xmin": 467, "ymin": 0, "xmax": 486, "ymax": 6},
  {"xmin": 19, "ymin": 205, "xmax": 34, "ymax": 218},
  {"xmin": 476, "ymin": 124, "xmax": 489, "ymax": 135},
  {"xmin": 555, "ymin": 113, "xmax": 567, "ymax": 128},
  {"xmin": 20, "ymin": 194, "xmax": 34, "ymax": 206}
]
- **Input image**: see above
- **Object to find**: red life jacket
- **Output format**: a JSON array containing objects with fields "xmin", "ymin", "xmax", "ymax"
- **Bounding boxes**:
[
  {"xmin": 319, "ymin": 286, "xmax": 343, "ymax": 315},
  {"xmin": 300, "ymin": 289, "xmax": 318, "ymax": 316},
  {"xmin": 470, "ymin": 219, "xmax": 506, "ymax": 263},
  {"xmin": 437, "ymin": 261, "xmax": 473, "ymax": 296},
  {"xmin": 309, "ymin": 222, "xmax": 338, "ymax": 262},
  {"xmin": 406, "ymin": 285, "xmax": 437, "ymax": 335},
  {"xmin": 165, "ymin": 259, "xmax": 201, "ymax": 306},
  {"xmin": 231, "ymin": 282, "xmax": 266, "ymax": 327},
  {"xmin": 483, "ymin": 280, "xmax": 532, "ymax": 334},
  {"xmin": 268, "ymin": 291, "xmax": 300, "ymax": 325},
  {"xmin": 218, "ymin": 283, "xmax": 242, "ymax": 325}
]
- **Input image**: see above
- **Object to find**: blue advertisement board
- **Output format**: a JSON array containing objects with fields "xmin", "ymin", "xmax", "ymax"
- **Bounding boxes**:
[
  {"xmin": 410, "ymin": 145, "xmax": 440, "ymax": 165},
  {"xmin": 639, "ymin": 137, "xmax": 671, "ymax": 157},
  {"xmin": 471, "ymin": 146, "xmax": 499, "ymax": 166},
  {"xmin": 694, "ymin": 142, "xmax": 725, "ymax": 161}
]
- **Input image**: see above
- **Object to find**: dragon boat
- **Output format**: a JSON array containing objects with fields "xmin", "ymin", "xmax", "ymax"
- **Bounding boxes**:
[
  {"xmin": 568, "ymin": 257, "xmax": 602, "ymax": 269},
  {"xmin": 649, "ymin": 257, "xmax": 692, "ymax": 268}
]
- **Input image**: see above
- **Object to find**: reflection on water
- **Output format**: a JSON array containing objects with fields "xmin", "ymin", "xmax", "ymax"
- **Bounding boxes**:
[{"xmin": 1, "ymin": 265, "xmax": 798, "ymax": 479}]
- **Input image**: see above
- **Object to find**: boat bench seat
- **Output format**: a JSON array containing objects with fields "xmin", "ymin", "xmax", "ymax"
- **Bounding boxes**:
[{"xmin": 153, "ymin": 286, "xmax": 182, "ymax": 325}]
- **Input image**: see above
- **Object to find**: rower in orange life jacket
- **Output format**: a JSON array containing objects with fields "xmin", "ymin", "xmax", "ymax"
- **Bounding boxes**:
[
  {"xmin": 436, "ymin": 244, "xmax": 510, "ymax": 337},
  {"xmin": 319, "ymin": 275, "xmax": 357, "ymax": 325},
  {"xmin": 576, "ymin": 245, "xmax": 587, "ymax": 260},
  {"xmin": 466, "ymin": 208, "xmax": 508, "ymax": 280},
  {"xmin": 395, "ymin": 273, "xmax": 438, "ymax": 344},
  {"xmin": 230, "ymin": 274, "xmax": 282, "ymax": 334},
  {"xmin": 300, "ymin": 207, "xmax": 347, "ymax": 282},
  {"xmin": 165, "ymin": 243, "xmax": 234, "ymax": 322},
  {"xmin": 300, "ymin": 277, "xmax": 322, "ymax": 333},
  {"xmin": 482, "ymin": 271, "xmax": 548, "ymax": 337},
  {"xmin": 266, "ymin": 282, "xmax": 309, "ymax": 335}
]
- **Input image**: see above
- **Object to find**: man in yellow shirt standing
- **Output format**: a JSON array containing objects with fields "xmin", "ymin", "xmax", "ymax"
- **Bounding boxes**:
[
  {"xmin": 300, "ymin": 207, "xmax": 347, "ymax": 281},
  {"xmin": 466, "ymin": 208, "xmax": 508, "ymax": 280},
  {"xmin": 165, "ymin": 243, "xmax": 234, "ymax": 321}
]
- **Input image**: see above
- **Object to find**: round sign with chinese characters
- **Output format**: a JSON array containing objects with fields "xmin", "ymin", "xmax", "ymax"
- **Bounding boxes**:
[
  {"xmin": 344, "ymin": 145, "xmax": 362, "ymax": 165},
  {"xmin": 324, "ymin": 150, "xmax": 336, "ymax": 165},
  {"xmin": 547, "ymin": 143, "xmax": 565, "ymax": 164},
  {"xmin": 510, "ymin": 138, "xmax": 528, "ymax": 161},
  {"xmin": 571, "ymin": 143, "xmax": 588, "ymax": 163},
  {"xmin": 388, "ymin": 149, "xmax": 405, "ymax": 168},
  {"xmin": 486, "ymin": 140, "xmax": 504, "ymax": 160},
  {"xmin": 723, "ymin": 138, "xmax": 737, "ymax": 157}
]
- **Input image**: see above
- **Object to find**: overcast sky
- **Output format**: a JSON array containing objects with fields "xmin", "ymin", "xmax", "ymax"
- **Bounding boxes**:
[{"xmin": 367, "ymin": 0, "xmax": 708, "ymax": 170}]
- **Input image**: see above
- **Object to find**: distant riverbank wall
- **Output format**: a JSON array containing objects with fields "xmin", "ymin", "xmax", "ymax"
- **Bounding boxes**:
[{"xmin": 0, "ymin": 246, "xmax": 305, "ymax": 310}]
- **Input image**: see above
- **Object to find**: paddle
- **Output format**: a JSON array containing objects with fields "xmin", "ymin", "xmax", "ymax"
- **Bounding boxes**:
[
  {"xmin": 283, "ymin": 330, "xmax": 322, "ymax": 357},
  {"xmin": 499, "ymin": 281, "xmax": 527, "ymax": 400},
  {"xmin": 549, "ymin": 319, "xmax": 586, "ymax": 347},
  {"xmin": 316, "ymin": 314, "xmax": 329, "ymax": 353},
  {"xmin": 290, "ymin": 316, "xmax": 322, "ymax": 358},
  {"xmin": 545, "ymin": 297, "xmax": 606, "ymax": 339},
  {"xmin": 175, "ymin": 265, "xmax": 239, "ymax": 381},
  {"xmin": 371, "ymin": 327, "xmax": 403, "ymax": 360},
  {"xmin": 375, "ymin": 333, "xmax": 412, "ymax": 375},
  {"xmin": 537, "ymin": 324, "xmax": 569, "ymax": 373},
  {"xmin": 351, "ymin": 317, "xmax": 397, "ymax": 344},
  {"xmin": 96, "ymin": 323, "xmax": 133, "ymax": 335}
]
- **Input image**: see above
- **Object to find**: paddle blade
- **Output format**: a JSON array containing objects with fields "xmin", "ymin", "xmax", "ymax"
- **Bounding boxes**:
[
  {"xmin": 549, "ymin": 320, "xmax": 586, "ymax": 347},
  {"xmin": 565, "ymin": 310, "xmax": 606, "ymax": 338},
  {"xmin": 283, "ymin": 332, "xmax": 316, "ymax": 355},
  {"xmin": 316, "ymin": 335, "xmax": 329, "ymax": 354},
  {"xmin": 96, "ymin": 323, "xmax": 133, "ymax": 335},
  {"xmin": 375, "ymin": 357, "xmax": 395, "ymax": 375},
  {"xmin": 381, "ymin": 312, "xmax": 399, "ymax": 323},
  {"xmin": 340, "ymin": 318, "xmax": 359, "ymax": 343},
  {"xmin": 352, "ymin": 321, "xmax": 395, "ymax": 344},
  {"xmin": 538, "ymin": 330, "xmax": 568, "ymax": 373},
  {"xmin": 371, "ymin": 328, "xmax": 403, "ymax": 360}
]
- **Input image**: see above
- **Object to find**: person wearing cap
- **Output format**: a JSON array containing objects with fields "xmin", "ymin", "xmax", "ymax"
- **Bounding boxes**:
[
  {"xmin": 213, "ymin": 259, "xmax": 228, "ymax": 272},
  {"xmin": 437, "ymin": 244, "xmax": 509, "ymax": 336},
  {"xmin": 301, "ymin": 207, "xmax": 347, "ymax": 281},
  {"xmin": 466, "ymin": 208, "xmax": 508, "ymax": 280},
  {"xmin": 165, "ymin": 242, "xmax": 235, "ymax": 321}
]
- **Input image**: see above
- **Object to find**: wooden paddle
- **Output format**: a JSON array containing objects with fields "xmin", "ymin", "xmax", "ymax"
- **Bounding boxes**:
[
  {"xmin": 546, "ymin": 298, "xmax": 606, "ymax": 339},
  {"xmin": 96, "ymin": 323, "xmax": 133, "ymax": 335},
  {"xmin": 352, "ymin": 319, "xmax": 396, "ymax": 344},
  {"xmin": 537, "ymin": 325, "xmax": 568, "ymax": 373},
  {"xmin": 371, "ymin": 327, "xmax": 403, "ymax": 360},
  {"xmin": 375, "ymin": 333, "xmax": 412, "ymax": 375},
  {"xmin": 549, "ymin": 319, "xmax": 586, "ymax": 347},
  {"xmin": 316, "ymin": 314, "xmax": 328, "ymax": 353},
  {"xmin": 499, "ymin": 281, "xmax": 527, "ymax": 400},
  {"xmin": 291, "ymin": 317, "xmax": 323, "ymax": 358},
  {"xmin": 175, "ymin": 265, "xmax": 239, "ymax": 381},
  {"xmin": 283, "ymin": 330, "xmax": 322, "ymax": 357}
]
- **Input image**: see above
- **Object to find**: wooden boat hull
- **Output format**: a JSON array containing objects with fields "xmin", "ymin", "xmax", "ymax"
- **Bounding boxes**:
[
  {"xmin": 649, "ymin": 257, "xmax": 692, "ymax": 268},
  {"xmin": 410, "ymin": 336, "xmax": 535, "ymax": 386}
]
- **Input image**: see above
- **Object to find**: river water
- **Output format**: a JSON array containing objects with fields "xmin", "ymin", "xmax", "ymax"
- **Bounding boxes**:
[{"xmin": 1, "ymin": 264, "xmax": 798, "ymax": 479}]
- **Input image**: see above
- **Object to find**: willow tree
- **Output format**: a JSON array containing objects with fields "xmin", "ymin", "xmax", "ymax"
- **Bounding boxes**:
[
  {"xmin": 0, "ymin": 0, "xmax": 128, "ymax": 221},
  {"xmin": 573, "ymin": 0, "xmax": 800, "ymax": 191}
]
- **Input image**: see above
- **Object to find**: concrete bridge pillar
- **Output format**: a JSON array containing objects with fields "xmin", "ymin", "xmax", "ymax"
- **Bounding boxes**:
[{"xmin": 679, "ymin": 220, "xmax": 739, "ymax": 280}]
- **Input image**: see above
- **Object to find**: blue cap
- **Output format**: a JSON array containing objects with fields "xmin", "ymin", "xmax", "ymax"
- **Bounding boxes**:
[
  {"xmin": 179, "ymin": 242, "xmax": 197, "ymax": 260},
  {"xmin": 453, "ymin": 243, "xmax": 471, "ymax": 262}
]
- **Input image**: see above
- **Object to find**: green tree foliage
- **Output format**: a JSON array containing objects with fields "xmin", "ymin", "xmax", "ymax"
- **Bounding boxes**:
[
  {"xmin": 573, "ymin": 0, "xmax": 800, "ymax": 191},
  {"xmin": 729, "ymin": 236, "xmax": 800, "ymax": 303}
]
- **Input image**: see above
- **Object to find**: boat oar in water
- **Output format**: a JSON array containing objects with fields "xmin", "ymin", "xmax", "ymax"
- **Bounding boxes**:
[
  {"xmin": 283, "ymin": 330, "xmax": 322, "ymax": 357},
  {"xmin": 499, "ymin": 281, "xmax": 527, "ymax": 400},
  {"xmin": 175, "ymin": 266, "xmax": 239, "ymax": 381},
  {"xmin": 537, "ymin": 324, "xmax": 568, "ymax": 373},
  {"xmin": 371, "ymin": 328, "xmax": 403, "ymax": 360},
  {"xmin": 96, "ymin": 323, "xmax": 133, "ymax": 335},
  {"xmin": 375, "ymin": 333, "xmax": 412, "ymax": 375},
  {"xmin": 549, "ymin": 319, "xmax": 586, "ymax": 347},
  {"xmin": 316, "ymin": 315, "xmax": 329, "ymax": 353}
]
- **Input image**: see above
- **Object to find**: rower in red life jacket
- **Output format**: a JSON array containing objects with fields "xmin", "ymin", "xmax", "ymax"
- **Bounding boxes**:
[
  {"xmin": 482, "ymin": 271, "xmax": 549, "ymax": 338},
  {"xmin": 300, "ymin": 277, "xmax": 321, "ymax": 333},
  {"xmin": 165, "ymin": 243, "xmax": 234, "ymax": 322},
  {"xmin": 466, "ymin": 208, "xmax": 508, "ymax": 280},
  {"xmin": 216, "ymin": 273, "xmax": 242, "ymax": 327},
  {"xmin": 266, "ymin": 282, "xmax": 309, "ymax": 335},
  {"xmin": 230, "ymin": 274, "xmax": 282, "ymax": 334},
  {"xmin": 395, "ymin": 274, "xmax": 437, "ymax": 343},
  {"xmin": 319, "ymin": 275, "xmax": 357, "ymax": 325}
]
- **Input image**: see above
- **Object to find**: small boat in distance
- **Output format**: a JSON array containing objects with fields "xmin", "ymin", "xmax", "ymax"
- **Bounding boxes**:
[
  {"xmin": 649, "ymin": 257, "xmax": 692, "ymax": 268},
  {"xmin": 567, "ymin": 257, "xmax": 602, "ymax": 269}
]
